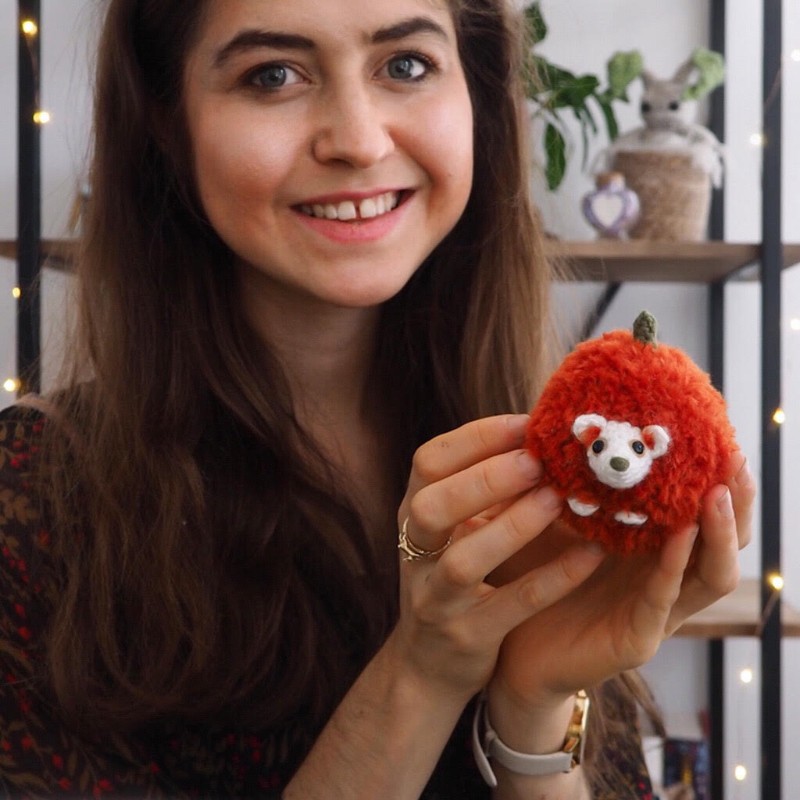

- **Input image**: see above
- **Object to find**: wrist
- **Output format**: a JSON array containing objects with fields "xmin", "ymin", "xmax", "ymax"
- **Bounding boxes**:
[
  {"xmin": 472, "ymin": 688, "xmax": 590, "ymax": 787},
  {"xmin": 487, "ymin": 685, "xmax": 577, "ymax": 754}
]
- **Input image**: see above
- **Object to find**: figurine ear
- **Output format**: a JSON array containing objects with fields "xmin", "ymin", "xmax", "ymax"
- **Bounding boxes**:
[
  {"xmin": 671, "ymin": 58, "xmax": 697, "ymax": 87},
  {"xmin": 573, "ymin": 414, "xmax": 607, "ymax": 445},
  {"xmin": 642, "ymin": 425, "xmax": 671, "ymax": 458},
  {"xmin": 640, "ymin": 69, "xmax": 657, "ymax": 89}
]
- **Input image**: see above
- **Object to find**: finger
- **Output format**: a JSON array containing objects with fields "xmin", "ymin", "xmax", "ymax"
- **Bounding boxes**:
[
  {"xmin": 426, "ymin": 484, "xmax": 564, "ymax": 594},
  {"xmin": 726, "ymin": 452, "xmax": 756, "ymax": 550},
  {"xmin": 478, "ymin": 541, "xmax": 606, "ymax": 635},
  {"xmin": 665, "ymin": 486, "xmax": 740, "ymax": 634},
  {"xmin": 633, "ymin": 524, "xmax": 699, "ymax": 644},
  {"xmin": 408, "ymin": 448, "xmax": 543, "ymax": 538},
  {"xmin": 404, "ymin": 414, "xmax": 530, "ymax": 499}
]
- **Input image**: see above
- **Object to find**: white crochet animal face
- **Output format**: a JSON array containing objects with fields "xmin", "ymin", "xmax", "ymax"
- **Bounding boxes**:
[
  {"xmin": 572, "ymin": 414, "xmax": 671, "ymax": 490},
  {"xmin": 640, "ymin": 66, "xmax": 697, "ymax": 131}
]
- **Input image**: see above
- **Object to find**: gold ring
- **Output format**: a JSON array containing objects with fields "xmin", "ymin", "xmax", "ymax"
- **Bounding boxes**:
[{"xmin": 397, "ymin": 517, "xmax": 452, "ymax": 562}]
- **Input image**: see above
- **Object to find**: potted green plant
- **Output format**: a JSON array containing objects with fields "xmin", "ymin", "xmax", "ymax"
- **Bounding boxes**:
[
  {"xmin": 524, "ymin": 3, "xmax": 725, "ymax": 194},
  {"xmin": 524, "ymin": 2, "xmax": 642, "ymax": 190}
]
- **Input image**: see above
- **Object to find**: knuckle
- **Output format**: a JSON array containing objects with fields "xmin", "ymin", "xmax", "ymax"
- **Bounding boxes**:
[
  {"xmin": 411, "ymin": 444, "xmax": 443, "ymax": 485},
  {"xmin": 470, "ymin": 462, "xmax": 496, "ymax": 502},
  {"xmin": 557, "ymin": 552, "xmax": 585, "ymax": 586},
  {"xmin": 716, "ymin": 568, "xmax": 740, "ymax": 598},
  {"xmin": 705, "ymin": 564, "xmax": 740, "ymax": 598},
  {"xmin": 498, "ymin": 509, "xmax": 531, "ymax": 550},
  {"xmin": 471, "ymin": 417, "xmax": 496, "ymax": 451},
  {"xmin": 408, "ymin": 489, "xmax": 441, "ymax": 531},
  {"xmin": 517, "ymin": 577, "xmax": 546, "ymax": 610},
  {"xmin": 437, "ymin": 550, "xmax": 475, "ymax": 589}
]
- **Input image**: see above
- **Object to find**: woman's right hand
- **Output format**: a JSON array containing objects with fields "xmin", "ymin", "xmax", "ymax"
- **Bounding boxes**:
[
  {"xmin": 286, "ymin": 414, "xmax": 605, "ymax": 799},
  {"xmin": 386, "ymin": 413, "xmax": 607, "ymax": 704}
]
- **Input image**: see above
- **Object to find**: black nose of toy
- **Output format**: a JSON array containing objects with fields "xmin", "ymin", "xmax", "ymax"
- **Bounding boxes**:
[{"xmin": 610, "ymin": 457, "xmax": 629, "ymax": 472}]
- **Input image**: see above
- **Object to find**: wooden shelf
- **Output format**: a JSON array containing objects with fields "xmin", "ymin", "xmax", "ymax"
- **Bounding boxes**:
[
  {"xmin": 545, "ymin": 239, "xmax": 800, "ymax": 283},
  {"xmin": 676, "ymin": 578, "xmax": 800, "ymax": 639},
  {"xmin": 3, "ymin": 239, "xmax": 800, "ymax": 283},
  {"xmin": 0, "ymin": 238, "xmax": 76, "ymax": 270}
]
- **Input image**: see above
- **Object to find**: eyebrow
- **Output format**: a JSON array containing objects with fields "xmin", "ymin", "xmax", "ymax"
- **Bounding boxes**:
[
  {"xmin": 212, "ymin": 16, "xmax": 450, "ymax": 69},
  {"xmin": 371, "ymin": 16, "xmax": 449, "ymax": 45}
]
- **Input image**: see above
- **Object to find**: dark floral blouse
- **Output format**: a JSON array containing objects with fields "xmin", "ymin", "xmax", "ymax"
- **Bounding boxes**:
[{"xmin": 0, "ymin": 407, "xmax": 653, "ymax": 799}]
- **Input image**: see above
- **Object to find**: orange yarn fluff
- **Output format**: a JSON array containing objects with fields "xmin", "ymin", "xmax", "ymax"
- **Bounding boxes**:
[{"xmin": 526, "ymin": 311, "xmax": 737, "ymax": 555}]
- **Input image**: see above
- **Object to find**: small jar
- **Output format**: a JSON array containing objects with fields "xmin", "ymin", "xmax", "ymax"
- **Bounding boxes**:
[{"xmin": 581, "ymin": 171, "xmax": 640, "ymax": 239}]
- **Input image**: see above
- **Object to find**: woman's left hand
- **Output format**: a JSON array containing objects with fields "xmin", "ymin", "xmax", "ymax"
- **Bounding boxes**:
[{"xmin": 488, "ymin": 449, "xmax": 755, "ymax": 711}]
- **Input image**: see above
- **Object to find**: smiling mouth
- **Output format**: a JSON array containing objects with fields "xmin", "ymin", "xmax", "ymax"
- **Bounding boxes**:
[{"xmin": 297, "ymin": 191, "xmax": 404, "ymax": 222}]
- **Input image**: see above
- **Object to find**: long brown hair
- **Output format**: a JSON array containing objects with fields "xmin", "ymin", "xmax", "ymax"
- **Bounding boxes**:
[{"xmin": 37, "ymin": 0, "xmax": 650, "ymax": 791}]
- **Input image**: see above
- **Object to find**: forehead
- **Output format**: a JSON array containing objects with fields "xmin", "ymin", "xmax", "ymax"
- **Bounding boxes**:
[{"xmin": 191, "ymin": 0, "xmax": 458, "ymax": 46}]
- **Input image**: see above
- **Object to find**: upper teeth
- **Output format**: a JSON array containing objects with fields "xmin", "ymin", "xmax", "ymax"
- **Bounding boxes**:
[{"xmin": 300, "ymin": 192, "xmax": 400, "ymax": 221}]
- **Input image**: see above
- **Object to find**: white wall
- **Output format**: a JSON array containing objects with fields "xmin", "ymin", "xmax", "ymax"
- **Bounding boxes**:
[
  {"xmin": 1, "ymin": 1, "xmax": 799, "ymax": 798},
  {"xmin": 539, "ymin": 1, "xmax": 800, "ymax": 798}
]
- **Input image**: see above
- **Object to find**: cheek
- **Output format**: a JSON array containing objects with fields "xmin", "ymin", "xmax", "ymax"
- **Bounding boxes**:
[
  {"xmin": 190, "ymin": 109, "xmax": 296, "ymax": 215},
  {"xmin": 444, "ymin": 103, "xmax": 474, "ymax": 197},
  {"xmin": 412, "ymin": 89, "xmax": 474, "ymax": 205}
]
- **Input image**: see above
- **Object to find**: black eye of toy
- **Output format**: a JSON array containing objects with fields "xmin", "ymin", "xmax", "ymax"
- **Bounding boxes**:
[
  {"xmin": 592, "ymin": 440, "xmax": 605, "ymax": 454},
  {"xmin": 641, "ymin": 101, "xmax": 652, "ymax": 113},
  {"xmin": 632, "ymin": 441, "xmax": 645, "ymax": 455},
  {"xmin": 668, "ymin": 101, "xmax": 680, "ymax": 110}
]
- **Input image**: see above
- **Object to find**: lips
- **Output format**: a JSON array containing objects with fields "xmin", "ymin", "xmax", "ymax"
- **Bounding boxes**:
[{"xmin": 297, "ymin": 191, "xmax": 402, "ymax": 222}]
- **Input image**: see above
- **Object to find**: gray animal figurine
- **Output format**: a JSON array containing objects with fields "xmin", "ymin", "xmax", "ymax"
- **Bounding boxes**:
[{"xmin": 594, "ymin": 50, "xmax": 725, "ymax": 187}]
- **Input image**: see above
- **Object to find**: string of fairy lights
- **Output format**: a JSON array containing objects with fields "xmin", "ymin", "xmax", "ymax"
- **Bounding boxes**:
[{"xmin": 1, "ymin": 5, "xmax": 796, "ymax": 796}]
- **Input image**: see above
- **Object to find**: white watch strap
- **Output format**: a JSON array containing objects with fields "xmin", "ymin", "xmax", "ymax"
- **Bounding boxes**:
[{"xmin": 471, "ymin": 691, "xmax": 586, "ymax": 787}]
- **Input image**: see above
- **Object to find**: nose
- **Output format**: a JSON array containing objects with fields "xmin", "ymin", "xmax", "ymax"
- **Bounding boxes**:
[
  {"xmin": 312, "ymin": 85, "xmax": 394, "ymax": 168},
  {"xmin": 610, "ymin": 457, "xmax": 629, "ymax": 472}
]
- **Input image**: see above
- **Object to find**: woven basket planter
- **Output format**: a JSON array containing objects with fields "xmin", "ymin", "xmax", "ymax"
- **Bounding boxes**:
[{"xmin": 611, "ymin": 150, "xmax": 712, "ymax": 241}]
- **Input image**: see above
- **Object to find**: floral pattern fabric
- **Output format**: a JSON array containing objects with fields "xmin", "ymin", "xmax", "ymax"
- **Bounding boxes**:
[{"xmin": 0, "ymin": 407, "xmax": 652, "ymax": 798}]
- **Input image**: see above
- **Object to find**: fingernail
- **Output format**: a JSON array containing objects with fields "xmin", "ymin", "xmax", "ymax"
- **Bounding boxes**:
[
  {"xmin": 582, "ymin": 540, "xmax": 606, "ymax": 557},
  {"xmin": 507, "ymin": 414, "xmax": 531, "ymax": 440},
  {"xmin": 516, "ymin": 450, "xmax": 542, "ymax": 482},
  {"xmin": 735, "ymin": 458, "xmax": 754, "ymax": 488},
  {"xmin": 716, "ymin": 488, "xmax": 734, "ymax": 519},
  {"xmin": 537, "ymin": 485, "xmax": 562, "ymax": 510}
]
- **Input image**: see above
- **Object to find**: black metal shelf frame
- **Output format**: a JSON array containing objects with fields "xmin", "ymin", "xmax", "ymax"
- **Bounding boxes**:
[
  {"xmin": 13, "ymin": 2, "xmax": 787, "ymax": 799},
  {"xmin": 707, "ymin": 2, "xmax": 783, "ymax": 799},
  {"xmin": 16, "ymin": 0, "xmax": 41, "ymax": 395}
]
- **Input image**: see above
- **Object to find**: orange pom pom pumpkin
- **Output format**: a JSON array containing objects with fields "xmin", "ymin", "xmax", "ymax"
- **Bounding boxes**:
[{"xmin": 525, "ymin": 311, "xmax": 736, "ymax": 555}]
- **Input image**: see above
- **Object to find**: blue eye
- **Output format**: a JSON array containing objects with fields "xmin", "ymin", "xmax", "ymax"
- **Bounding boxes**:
[
  {"xmin": 592, "ymin": 440, "xmax": 605, "ymax": 454},
  {"xmin": 385, "ymin": 54, "xmax": 429, "ymax": 81},
  {"xmin": 249, "ymin": 63, "xmax": 302, "ymax": 89},
  {"xmin": 632, "ymin": 441, "xmax": 645, "ymax": 455}
]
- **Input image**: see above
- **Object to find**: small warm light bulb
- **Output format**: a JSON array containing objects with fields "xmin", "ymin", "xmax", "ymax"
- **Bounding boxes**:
[
  {"xmin": 739, "ymin": 668, "xmax": 754, "ymax": 684},
  {"xmin": 33, "ymin": 110, "xmax": 51, "ymax": 125},
  {"xmin": 791, "ymin": 318, "xmax": 800, "ymax": 331},
  {"xmin": 772, "ymin": 408, "xmax": 786, "ymax": 425},
  {"xmin": 734, "ymin": 764, "xmax": 748, "ymax": 782},
  {"xmin": 2, "ymin": 378, "xmax": 20, "ymax": 394},
  {"xmin": 749, "ymin": 132, "xmax": 766, "ymax": 147},
  {"xmin": 768, "ymin": 573, "xmax": 785, "ymax": 591},
  {"xmin": 21, "ymin": 19, "xmax": 38, "ymax": 36},
  {"xmin": 11, "ymin": 287, "xmax": 21, "ymax": 299}
]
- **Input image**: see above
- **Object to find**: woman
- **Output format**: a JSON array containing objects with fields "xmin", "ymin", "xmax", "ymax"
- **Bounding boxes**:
[{"xmin": 0, "ymin": 0, "xmax": 752, "ymax": 797}]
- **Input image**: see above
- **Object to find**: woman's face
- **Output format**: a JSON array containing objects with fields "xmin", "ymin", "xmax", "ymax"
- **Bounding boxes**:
[{"xmin": 183, "ymin": 0, "xmax": 474, "ymax": 313}]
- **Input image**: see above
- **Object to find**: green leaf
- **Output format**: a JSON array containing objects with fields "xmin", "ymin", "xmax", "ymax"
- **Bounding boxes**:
[
  {"xmin": 595, "ymin": 95, "xmax": 620, "ymax": 141},
  {"xmin": 524, "ymin": 2, "xmax": 548, "ymax": 43},
  {"xmin": 544, "ymin": 123, "xmax": 567, "ymax": 190},
  {"xmin": 607, "ymin": 50, "xmax": 643, "ymax": 99},
  {"xmin": 554, "ymin": 74, "xmax": 600, "ymax": 108},
  {"xmin": 684, "ymin": 47, "xmax": 725, "ymax": 100}
]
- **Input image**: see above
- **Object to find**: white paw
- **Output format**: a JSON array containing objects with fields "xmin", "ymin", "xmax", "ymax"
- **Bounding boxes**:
[
  {"xmin": 568, "ymin": 497, "xmax": 599, "ymax": 517},
  {"xmin": 614, "ymin": 511, "xmax": 648, "ymax": 525}
]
